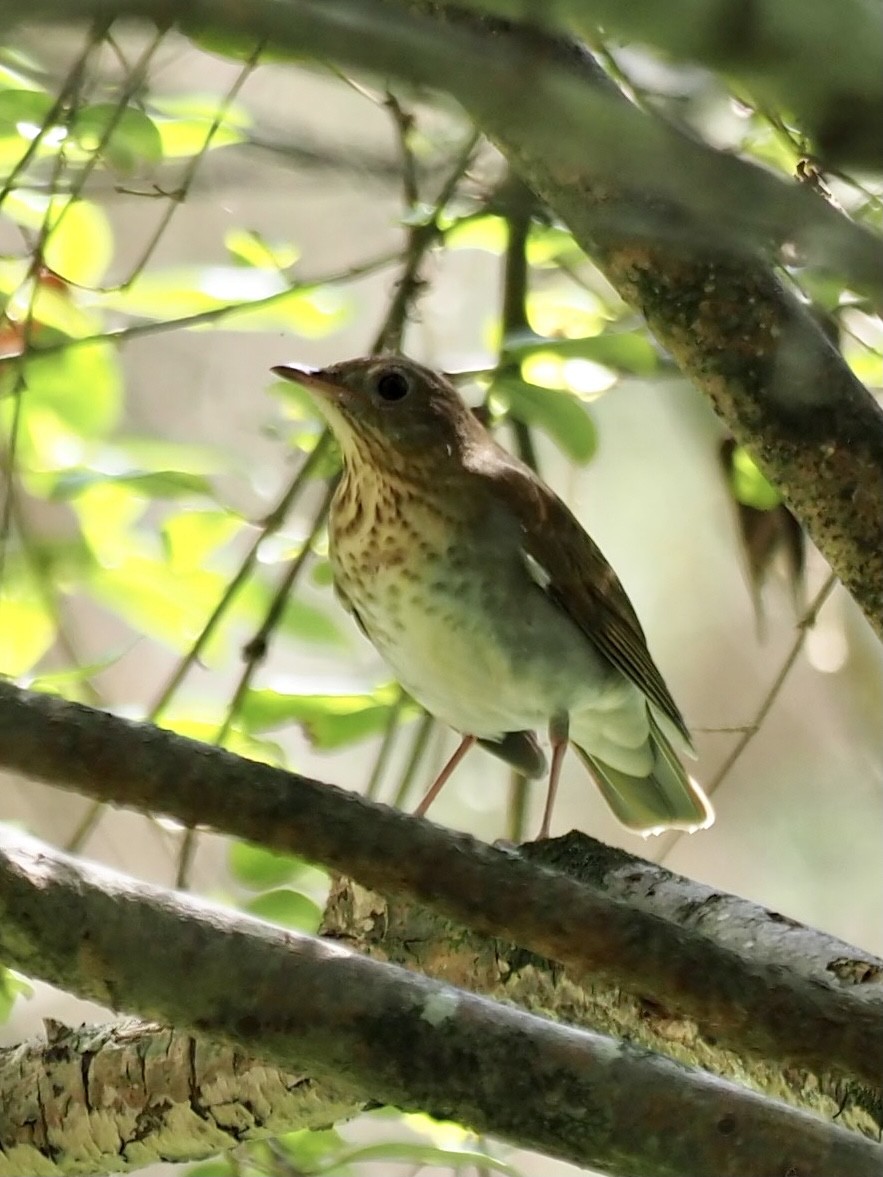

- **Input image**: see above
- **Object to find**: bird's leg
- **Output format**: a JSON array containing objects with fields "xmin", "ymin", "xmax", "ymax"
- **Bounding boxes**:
[
  {"xmin": 537, "ymin": 713, "xmax": 570, "ymax": 840},
  {"xmin": 413, "ymin": 734, "xmax": 477, "ymax": 818}
]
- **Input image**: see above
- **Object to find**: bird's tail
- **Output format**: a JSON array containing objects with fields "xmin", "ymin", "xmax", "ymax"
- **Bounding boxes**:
[{"xmin": 573, "ymin": 713, "xmax": 713, "ymax": 834}]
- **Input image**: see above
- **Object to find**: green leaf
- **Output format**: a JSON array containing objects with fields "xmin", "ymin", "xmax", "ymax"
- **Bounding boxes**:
[
  {"xmin": 160, "ymin": 716, "xmax": 286, "ymax": 767},
  {"xmin": 225, "ymin": 228, "xmax": 299, "ymax": 270},
  {"xmin": 244, "ymin": 888, "xmax": 322, "ymax": 932},
  {"xmin": 152, "ymin": 115, "xmax": 243, "ymax": 159},
  {"xmin": 276, "ymin": 595, "xmax": 342, "ymax": 646},
  {"xmin": 182, "ymin": 1162, "xmax": 236, "ymax": 1177},
  {"xmin": 71, "ymin": 104, "xmax": 163, "ymax": 172},
  {"xmin": 228, "ymin": 840, "xmax": 315, "ymax": 891},
  {"xmin": 162, "ymin": 510, "xmax": 240, "ymax": 569},
  {"xmin": 526, "ymin": 223, "xmax": 582, "ymax": 266},
  {"xmin": 274, "ymin": 1128, "xmax": 346, "ymax": 1170},
  {"xmin": 498, "ymin": 376, "xmax": 597, "ymax": 464},
  {"xmin": 0, "ymin": 589, "xmax": 55, "ymax": 675},
  {"xmin": 50, "ymin": 469, "xmax": 212, "ymax": 501},
  {"xmin": 507, "ymin": 329, "xmax": 658, "ymax": 375},
  {"xmin": 95, "ymin": 265, "xmax": 283, "ymax": 318},
  {"xmin": 20, "ymin": 343, "xmax": 121, "ymax": 436},
  {"xmin": 87, "ymin": 554, "xmax": 229, "ymax": 648},
  {"xmin": 729, "ymin": 446, "xmax": 781, "ymax": 510},
  {"xmin": 0, "ymin": 88, "xmax": 54, "ymax": 131},
  {"xmin": 43, "ymin": 198, "xmax": 113, "ymax": 287},
  {"xmin": 240, "ymin": 684, "xmax": 401, "ymax": 747},
  {"xmin": 445, "ymin": 214, "xmax": 507, "ymax": 254},
  {"xmin": 0, "ymin": 968, "xmax": 33, "ymax": 1024}
]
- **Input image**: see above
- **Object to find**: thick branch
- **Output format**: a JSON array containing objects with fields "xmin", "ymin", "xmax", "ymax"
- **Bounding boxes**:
[
  {"xmin": 420, "ymin": 0, "xmax": 883, "ymax": 169},
  {"xmin": 8, "ymin": 0, "xmax": 883, "ymax": 297},
  {"xmin": 0, "ymin": 1020, "xmax": 355, "ymax": 1177},
  {"xmin": 1, "ymin": 682, "xmax": 882, "ymax": 1099},
  {"xmin": 10, "ymin": 0, "xmax": 883, "ymax": 637},
  {"xmin": 2, "ymin": 830, "xmax": 882, "ymax": 1177}
]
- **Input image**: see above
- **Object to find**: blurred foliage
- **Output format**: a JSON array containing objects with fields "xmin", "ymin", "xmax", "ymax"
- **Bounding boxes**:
[{"xmin": 0, "ymin": 18, "xmax": 881, "ymax": 1177}]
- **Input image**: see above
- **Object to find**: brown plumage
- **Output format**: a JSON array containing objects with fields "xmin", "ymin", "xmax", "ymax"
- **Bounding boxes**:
[{"xmin": 272, "ymin": 354, "xmax": 712, "ymax": 837}]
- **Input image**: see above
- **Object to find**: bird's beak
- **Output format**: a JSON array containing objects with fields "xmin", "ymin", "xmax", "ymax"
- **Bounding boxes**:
[{"xmin": 270, "ymin": 364, "xmax": 346, "ymax": 404}]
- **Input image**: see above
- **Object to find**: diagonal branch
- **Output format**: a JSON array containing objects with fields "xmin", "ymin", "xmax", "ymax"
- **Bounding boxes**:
[
  {"xmin": 1, "ymin": 681, "xmax": 882, "ymax": 1100},
  {"xmin": 2, "ymin": 828, "xmax": 882, "ymax": 1177}
]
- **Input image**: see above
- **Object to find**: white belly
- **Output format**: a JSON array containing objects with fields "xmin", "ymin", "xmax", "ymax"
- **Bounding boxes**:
[{"xmin": 347, "ymin": 559, "xmax": 629, "ymax": 741}]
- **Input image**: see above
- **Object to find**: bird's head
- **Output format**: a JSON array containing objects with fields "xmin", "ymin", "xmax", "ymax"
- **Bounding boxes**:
[{"xmin": 271, "ymin": 355, "xmax": 482, "ymax": 477}]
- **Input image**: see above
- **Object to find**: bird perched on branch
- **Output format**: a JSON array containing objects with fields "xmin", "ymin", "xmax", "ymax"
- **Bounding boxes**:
[{"xmin": 272, "ymin": 354, "xmax": 712, "ymax": 839}]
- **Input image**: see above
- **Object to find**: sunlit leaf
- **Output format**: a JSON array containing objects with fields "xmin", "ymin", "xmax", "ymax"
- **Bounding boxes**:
[
  {"xmin": 71, "ymin": 482, "xmax": 144, "ymax": 564},
  {"xmin": 71, "ymin": 104, "xmax": 163, "ymax": 173},
  {"xmin": 225, "ymin": 227, "xmax": 299, "ymax": 270},
  {"xmin": 526, "ymin": 289, "xmax": 604, "ymax": 338},
  {"xmin": 228, "ymin": 840, "xmax": 317, "ymax": 891},
  {"xmin": 94, "ymin": 265, "xmax": 285, "ymax": 318},
  {"xmin": 274, "ymin": 1128, "xmax": 346, "ymax": 1169},
  {"xmin": 728, "ymin": 445, "xmax": 781, "ymax": 510},
  {"xmin": 497, "ymin": 376, "xmax": 596, "ymax": 464},
  {"xmin": 244, "ymin": 888, "xmax": 322, "ymax": 932},
  {"xmin": 88, "ymin": 555, "xmax": 229, "ymax": 648},
  {"xmin": 240, "ymin": 684, "xmax": 401, "ymax": 747},
  {"xmin": 0, "ymin": 968, "xmax": 33, "ymax": 1024},
  {"xmin": 275, "ymin": 595, "xmax": 342, "ymax": 646},
  {"xmin": 0, "ymin": 88, "xmax": 54, "ymax": 131},
  {"xmin": 43, "ymin": 198, "xmax": 113, "ymax": 287},
  {"xmin": 159, "ymin": 716, "xmax": 286, "ymax": 766},
  {"xmin": 507, "ymin": 328, "xmax": 658, "ymax": 375},
  {"xmin": 162, "ymin": 510, "xmax": 240, "ymax": 569},
  {"xmin": 445, "ymin": 214, "xmax": 507, "ymax": 254},
  {"xmin": 0, "ymin": 589, "xmax": 55, "ymax": 675},
  {"xmin": 152, "ymin": 115, "xmax": 243, "ymax": 158},
  {"xmin": 20, "ymin": 343, "xmax": 121, "ymax": 436},
  {"xmin": 50, "ymin": 469, "xmax": 213, "ymax": 501},
  {"xmin": 234, "ymin": 286, "xmax": 351, "ymax": 336},
  {"xmin": 526, "ymin": 223, "xmax": 582, "ymax": 266}
]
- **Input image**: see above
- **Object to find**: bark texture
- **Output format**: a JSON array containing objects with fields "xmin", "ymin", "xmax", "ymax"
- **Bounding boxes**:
[
  {"xmin": 0, "ymin": 1020, "xmax": 354, "ymax": 1176},
  {"xmin": 2, "ymin": 830, "xmax": 883, "ymax": 1177},
  {"xmin": 1, "ymin": 683, "xmax": 882, "ymax": 1104}
]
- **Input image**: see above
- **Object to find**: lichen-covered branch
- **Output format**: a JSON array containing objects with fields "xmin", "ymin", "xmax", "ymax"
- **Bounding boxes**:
[
  {"xmin": 2, "ymin": 682, "xmax": 883, "ymax": 1101},
  {"xmin": 0, "ymin": 1020, "xmax": 356, "ymax": 1177},
  {"xmin": 2, "ymin": 830, "xmax": 882, "ymax": 1177},
  {"xmin": 323, "ymin": 842, "xmax": 883, "ymax": 1141}
]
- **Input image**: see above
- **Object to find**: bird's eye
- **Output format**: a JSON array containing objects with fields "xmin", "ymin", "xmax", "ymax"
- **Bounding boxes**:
[{"xmin": 375, "ymin": 369, "xmax": 410, "ymax": 402}]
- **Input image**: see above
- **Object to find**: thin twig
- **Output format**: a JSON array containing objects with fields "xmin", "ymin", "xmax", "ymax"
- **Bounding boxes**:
[
  {"xmin": 497, "ymin": 172, "xmax": 540, "ymax": 838},
  {"xmin": 66, "ymin": 437, "xmax": 333, "ymax": 855},
  {"xmin": 116, "ymin": 42, "xmax": 264, "ymax": 291},
  {"xmin": 655, "ymin": 572, "xmax": 839, "ymax": 865},
  {"xmin": 372, "ymin": 126, "xmax": 480, "ymax": 355},
  {"xmin": 175, "ymin": 479, "xmax": 336, "ymax": 890}
]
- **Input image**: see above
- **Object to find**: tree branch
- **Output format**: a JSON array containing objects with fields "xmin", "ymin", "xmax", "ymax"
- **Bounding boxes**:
[
  {"xmin": 0, "ymin": 1019, "xmax": 356, "ymax": 1176},
  {"xmin": 2, "ymin": 829, "xmax": 882, "ymax": 1177},
  {"xmin": 1, "ymin": 682, "xmax": 882, "ymax": 1102},
  {"xmin": 418, "ymin": 0, "xmax": 883, "ymax": 170}
]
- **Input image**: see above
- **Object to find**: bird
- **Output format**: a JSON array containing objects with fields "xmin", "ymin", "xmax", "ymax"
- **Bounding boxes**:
[{"xmin": 271, "ymin": 354, "xmax": 713, "ymax": 839}]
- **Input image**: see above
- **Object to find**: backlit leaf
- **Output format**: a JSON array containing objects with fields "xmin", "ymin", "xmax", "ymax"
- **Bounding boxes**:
[
  {"xmin": 498, "ymin": 376, "xmax": 597, "ymax": 464},
  {"xmin": 244, "ymin": 888, "xmax": 322, "ymax": 932}
]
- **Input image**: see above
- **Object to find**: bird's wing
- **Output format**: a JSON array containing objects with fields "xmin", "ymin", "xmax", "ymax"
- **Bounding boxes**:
[{"xmin": 486, "ymin": 456, "xmax": 692, "ymax": 745}]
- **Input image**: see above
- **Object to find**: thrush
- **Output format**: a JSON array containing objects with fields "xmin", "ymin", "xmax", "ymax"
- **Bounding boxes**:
[{"xmin": 272, "ymin": 355, "xmax": 713, "ymax": 839}]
